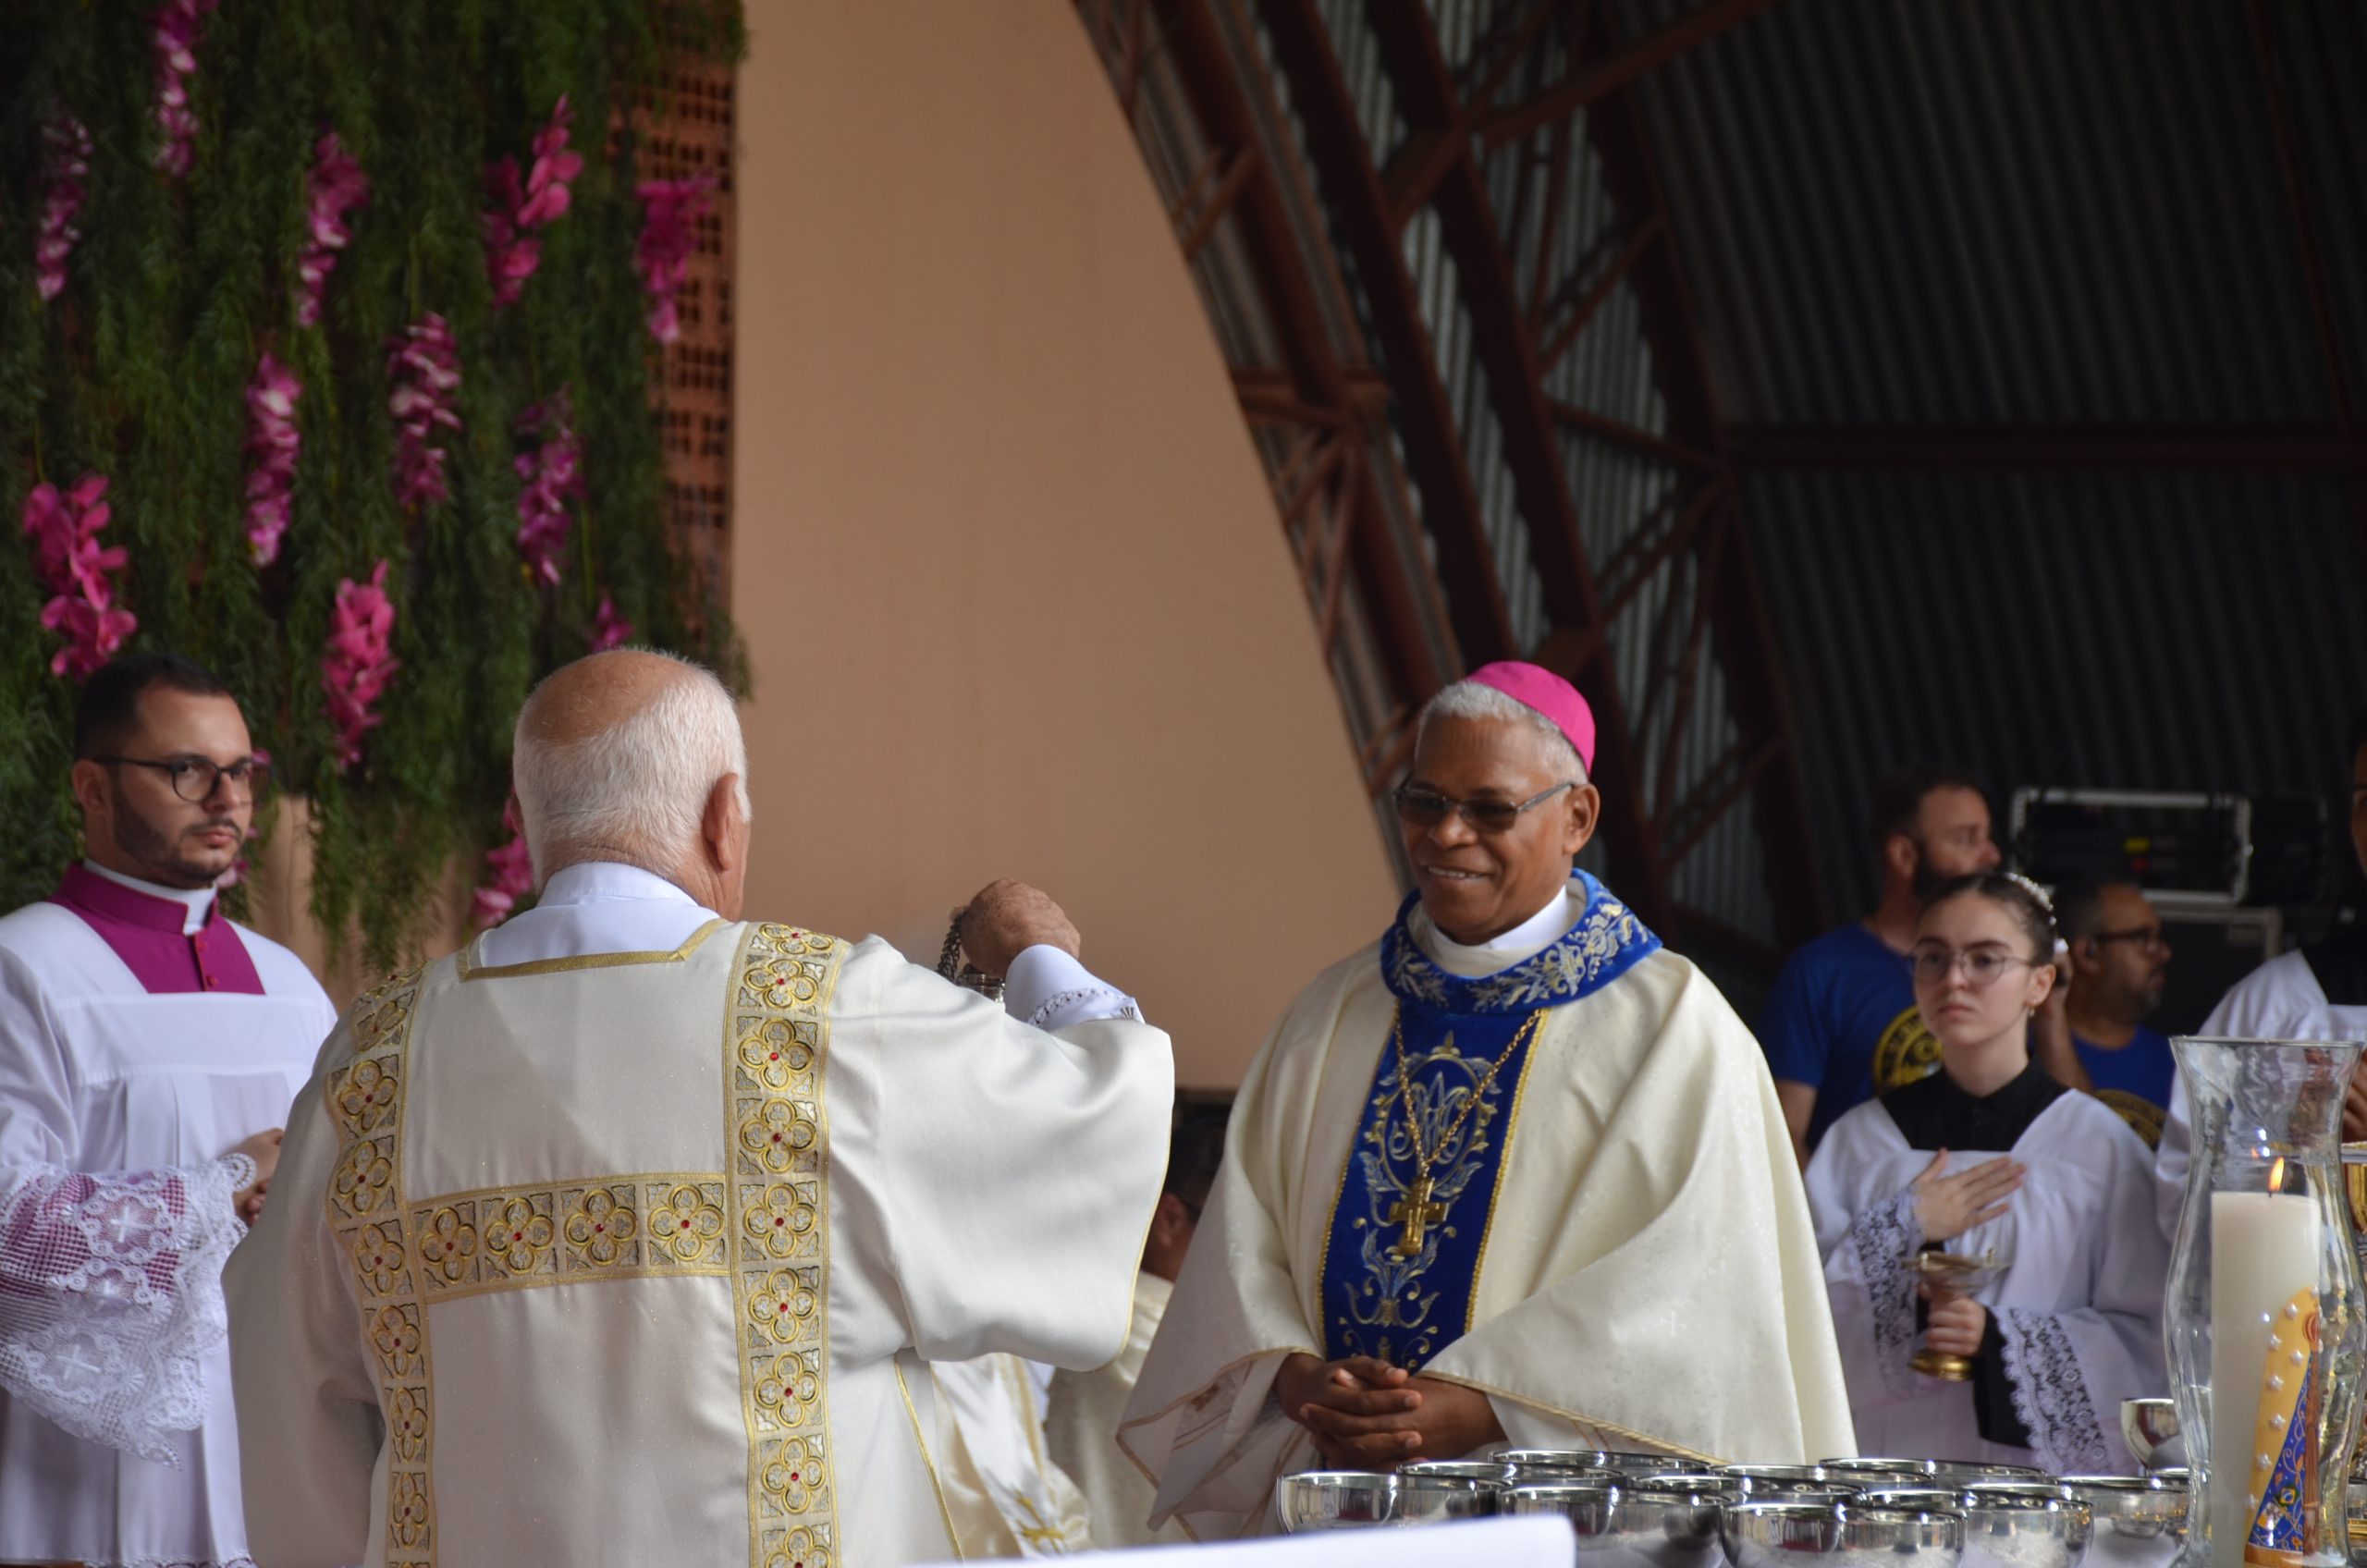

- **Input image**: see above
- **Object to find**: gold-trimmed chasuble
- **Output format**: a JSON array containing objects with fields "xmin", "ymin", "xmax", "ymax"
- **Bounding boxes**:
[{"xmin": 322, "ymin": 923, "xmax": 847, "ymax": 1568}]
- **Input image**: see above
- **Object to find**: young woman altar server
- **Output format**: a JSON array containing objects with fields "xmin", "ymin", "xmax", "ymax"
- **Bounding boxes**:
[{"xmin": 1805, "ymin": 872, "xmax": 2167, "ymax": 1474}]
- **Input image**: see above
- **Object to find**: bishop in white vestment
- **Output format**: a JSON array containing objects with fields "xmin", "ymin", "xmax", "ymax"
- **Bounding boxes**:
[
  {"xmin": 0, "ymin": 655, "xmax": 335, "ymax": 1568},
  {"xmin": 226, "ymin": 652, "xmax": 1172, "ymax": 1568},
  {"xmin": 1120, "ymin": 666, "xmax": 1852, "ymax": 1539}
]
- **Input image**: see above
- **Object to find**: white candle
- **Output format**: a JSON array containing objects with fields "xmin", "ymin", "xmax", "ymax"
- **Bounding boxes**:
[{"xmin": 2207, "ymin": 1185, "xmax": 2323, "ymax": 1568}]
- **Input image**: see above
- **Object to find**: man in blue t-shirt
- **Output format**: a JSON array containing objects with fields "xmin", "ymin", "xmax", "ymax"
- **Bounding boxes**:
[
  {"xmin": 1758, "ymin": 766, "xmax": 2002, "ymax": 1162},
  {"xmin": 2057, "ymin": 876, "xmax": 2176, "ymax": 1147}
]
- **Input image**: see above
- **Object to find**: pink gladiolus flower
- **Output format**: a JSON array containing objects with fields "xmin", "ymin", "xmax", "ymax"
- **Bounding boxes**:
[
  {"xmin": 150, "ymin": 0, "xmax": 218, "ymax": 178},
  {"xmin": 469, "ymin": 797, "xmax": 535, "ymax": 930},
  {"xmin": 296, "ymin": 133, "xmax": 370, "ymax": 327},
  {"xmin": 386, "ymin": 314, "xmax": 462, "ymax": 510},
  {"xmin": 483, "ymin": 96, "xmax": 584, "ymax": 310},
  {"xmin": 512, "ymin": 392, "xmax": 584, "ymax": 586},
  {"xmin": 34, "ymin": 112, "xmax": 92, "ymax": 302},
  {"xmin": 590, "ymin": 593, "xmax": 632, "ymax": 652},
  {"xmin": 22, "ymin": 474, "xmax": 136, "ymax": 681},
  {"xmin": 242, "ymin": 353, "xmax": 303, "ymax": 565},
  {"xmin": 321, "ymin": 560, "xmax": 399, "ymax": 769},
  {"xmin": 633, "ymin": 171, "xmax": 716, "ymax": 343}
]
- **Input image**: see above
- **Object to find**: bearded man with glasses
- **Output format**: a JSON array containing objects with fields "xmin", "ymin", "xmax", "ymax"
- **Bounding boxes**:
[
  {"xmin": 0, "ymin": 651, "xmax": 336, "ymax": 1568},
  {"xmin": 1121, "ymin": 662, "xmax": 1851, "ymax": 1537},
  {"xmin": 2054, "ymin": 878, "xmax": 2177, "ymax": 1146}
]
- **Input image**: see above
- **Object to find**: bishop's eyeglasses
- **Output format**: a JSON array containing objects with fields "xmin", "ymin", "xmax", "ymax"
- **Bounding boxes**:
[
  {"xmin": 1392, "ymin": 781, "xmax": 1575, "ymax": 834},
  {"xmin": 94, "ymin": 754, "xmax": 271, "ymax": 802}
]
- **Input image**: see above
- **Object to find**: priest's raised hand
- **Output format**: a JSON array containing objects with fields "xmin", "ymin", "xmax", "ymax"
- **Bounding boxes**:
[{"xmin": 959, "ymin": 877, "xmax": 1084, "ymax": 975}]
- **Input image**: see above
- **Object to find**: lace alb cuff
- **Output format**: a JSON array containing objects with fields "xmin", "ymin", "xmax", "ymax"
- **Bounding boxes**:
[
  {"xmin": 1026, "ymin": 986, "xmax": 1146, "ymax": 1031},
  {"xmin": 1995, "ymin": 1307, "xmax": 2110, "ymax": 1475},
  {"xmin": 0, "ymin": 1156, "xmax": 251, "ymax": 1464},
  {"xmin": 1853, "ymin": 1186, "xmax": 1926, "ymax": 1396}
]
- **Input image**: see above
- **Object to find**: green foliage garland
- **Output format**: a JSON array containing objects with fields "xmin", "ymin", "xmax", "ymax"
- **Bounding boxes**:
[{"xmin": 0, "ymin": 0, "xmax": 744, "ymax": 966}]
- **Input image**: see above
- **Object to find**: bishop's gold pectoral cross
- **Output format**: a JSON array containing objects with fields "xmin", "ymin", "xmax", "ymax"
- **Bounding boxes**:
[{"xmin": 1387, "ymin": 1175, "xmax": 1448, "ymax": 1257}]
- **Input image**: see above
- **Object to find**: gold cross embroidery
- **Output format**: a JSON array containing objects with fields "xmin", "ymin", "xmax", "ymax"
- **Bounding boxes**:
[{"xmin": 1387, "ymin": 1175, "xmax": 1448, "ymax": 1257}]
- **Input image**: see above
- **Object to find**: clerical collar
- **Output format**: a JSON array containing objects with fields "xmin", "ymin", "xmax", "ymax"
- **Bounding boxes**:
[
  {"xmin": 538, "ymin": 861, "xmax": 702, "ymax": 910},
  {"xmin": 80, "ymin": 859, "xmax": 218, "ymax": 936},
  {"xmin": 1880, "ymin": 1059, "xmax": 2067, "ymax": 1154},
  {"xmin": 1410, "ymin": 883, "xmax": 1583, "ymax": 977},
  {"xmin": 1381, "ymin": 870, "xmax": 1660, "ymax": 1015}
]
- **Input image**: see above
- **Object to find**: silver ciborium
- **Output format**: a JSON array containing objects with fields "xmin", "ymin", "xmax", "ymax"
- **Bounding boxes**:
[
  {"xmin": 1722, "ymin": 1499, "xmax": 1966, "ymax": 1568},
  {"xmin": 1273, "ymin": 1470, "xmax": 1396, "ymax": 1532}
]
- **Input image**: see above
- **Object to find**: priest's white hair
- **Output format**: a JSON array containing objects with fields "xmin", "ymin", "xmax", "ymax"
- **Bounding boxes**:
[
  {"xmin": 1415, "ymin": 679, "xmax": 1588, "ymax": 784},
  {"xmin": 513, "ymin": 650, "xmax": 749, "ymax": 881}
]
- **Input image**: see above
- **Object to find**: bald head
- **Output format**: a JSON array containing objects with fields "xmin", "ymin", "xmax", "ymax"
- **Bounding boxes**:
[{"xmin": 513, "ymin": 650, "xmax": 750, "ymax": 911}]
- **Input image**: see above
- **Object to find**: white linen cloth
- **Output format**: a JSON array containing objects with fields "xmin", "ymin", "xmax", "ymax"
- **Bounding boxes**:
[
  {"xmin": 930, "ymin": 1351, "xmax": 1095, "ymax": 1555},
  {"xmin": 1806, "ymin": 1092, "xmax": 2166, "ymax": 1474},
  {"xmin": 912, "ymin": 1514, "xmax": 1578, "ymax": 1567},
  {"xmin": 2153, "ymin": 950, "xmax": 2367, "ymax": 1238},
  {"xmin": 0, "ymin": 874, "xmax": 334, "ymax": 1568},
  {"xmin": 1047, "ymin": 1270, "xmax": 1188, "ymax": 1549},
  {"xmin": 1118, "ymin": 882, "xmax": 1853, "ymax": 1539},
  {"xmin": 226, "ymin": 861, "xmax": 1171, "ymax": 1567}
]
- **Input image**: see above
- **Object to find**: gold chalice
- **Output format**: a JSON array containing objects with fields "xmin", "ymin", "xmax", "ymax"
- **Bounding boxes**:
[{"xmin": 1909, "ymin": 1248, "xmax": 2007, "ymax": 1381}]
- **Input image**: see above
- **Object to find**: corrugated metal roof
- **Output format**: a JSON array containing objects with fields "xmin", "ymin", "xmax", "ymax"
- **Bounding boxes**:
[
  {"xmin": 1581, "ymin": 0, "xmax": 2367, "ymax": 930},
  {"xmin": 1750, "ymin": 470, "xmax": 2367, "ymax": 913},
  {"xmin": 1613, "ymin": 0, "xmax": 2361, "ymax": 425}
]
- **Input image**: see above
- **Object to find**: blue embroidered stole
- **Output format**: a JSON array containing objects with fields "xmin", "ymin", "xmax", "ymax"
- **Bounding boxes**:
[{"xmin": 1317, "ymin": 872, "xmax": 1660, "ymax": 1370}]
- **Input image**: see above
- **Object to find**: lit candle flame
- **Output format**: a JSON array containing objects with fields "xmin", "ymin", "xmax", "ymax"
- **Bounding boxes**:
[{"xmin": 2270, "ymin": 1156, "xmax": 2287, "ymax": 1193}]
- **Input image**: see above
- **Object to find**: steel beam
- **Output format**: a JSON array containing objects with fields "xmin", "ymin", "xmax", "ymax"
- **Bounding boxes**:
[
  {"xmin": 1476, "ymin": 0, "xmax": 1781, "ymax": 151},
  {"xmin": 1727, "ymin": 423, "xmax": 2367, "ymax": 473}
]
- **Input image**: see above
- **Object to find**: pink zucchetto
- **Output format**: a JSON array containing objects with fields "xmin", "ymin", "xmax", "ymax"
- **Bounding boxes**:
[{"xmin": 1465, "ymin": 660, "xmax": 1597, "ymax": 773}]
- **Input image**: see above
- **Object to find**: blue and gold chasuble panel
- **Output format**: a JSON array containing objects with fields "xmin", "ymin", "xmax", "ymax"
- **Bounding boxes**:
[{"xmin": 1318, "ymin": 872, "xmax": 1659, "ymax": 1370}]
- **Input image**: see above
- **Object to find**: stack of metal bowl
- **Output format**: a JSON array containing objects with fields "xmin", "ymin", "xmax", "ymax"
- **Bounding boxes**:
[
  {"xmin": 1271, "ymin": 1448, "xmax": 2188, "ymax": 1559},
  {"xmin": 1723, "ymin": 1498, "xmax": 1967, "ymax": 1568}
]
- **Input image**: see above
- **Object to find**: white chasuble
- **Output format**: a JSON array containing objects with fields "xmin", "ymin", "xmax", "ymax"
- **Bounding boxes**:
[
  {"xmin": 928, "ymin": 1352, "xmax": 1095, "ymax": 1555},
  {"xmin": 1805, "ymin": 1087, "xmax": 2167, "ymax": 1474},
  {"xmin": 1046, "ymin": 1271, "xmax": 1188, "ymax": 1550},
  {"xmin": 1119, "ymin": 875, "xmax": 1854, "ymax": 1540},
  {"xmin": 227, "ymin": 911, "xmax": 1171, "ymax": 1568}
]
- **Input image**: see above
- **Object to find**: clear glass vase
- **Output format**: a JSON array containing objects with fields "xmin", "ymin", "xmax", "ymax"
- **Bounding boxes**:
[{"xmin": 2167, "ymin": 1037, "xmax": 2367, "ymax": 1568}]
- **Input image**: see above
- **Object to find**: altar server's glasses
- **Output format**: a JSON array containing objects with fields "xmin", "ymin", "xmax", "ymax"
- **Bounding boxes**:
[
  {"xmin": 1392, "ymin": 781, "xmax": 1575, "ymax": 834},
  {"xmin": 96, "ymin": 753, "xmax": 272, "ymax": 802},
  {"xmin": 1908, "ymin": 943, "xmax": 2039, "ymax": 987}
]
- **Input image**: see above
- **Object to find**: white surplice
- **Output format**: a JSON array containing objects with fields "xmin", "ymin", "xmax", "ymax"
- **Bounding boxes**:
[
  {"xmin": 1119, "ymin": 878, "xmax": 1854, "ymax": 1540},
  {"xmin": 2153, "ymin": 948, "xmax": 2367, "ymax": 1238},
  {"xmin": 1047, "ymin": 1271, "xmax": 1188, "ymax": 1550},
  {"xmin": 1806, "ymin": 1090, "xmax": 2167, "ymax": 1474},
  {"xmin": 226, "ymin": 862, "xmax": 1171, "ymax": 1568},
  {"xmin": 931, "ymin": 1351, "xmax": 1096, "ymax": 1556},
  {"xmin": 0, "ymin": 870, "xmax": 335, "ymax": 1568}
]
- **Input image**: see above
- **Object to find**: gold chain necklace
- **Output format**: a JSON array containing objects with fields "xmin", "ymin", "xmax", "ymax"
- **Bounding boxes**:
[{"xmin": 1382, "ymin": 1003, "xmax": 1548, "ymax": 1257}]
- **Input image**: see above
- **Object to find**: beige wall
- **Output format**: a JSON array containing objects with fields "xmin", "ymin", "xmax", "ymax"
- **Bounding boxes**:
[{"xmin": 731, "ymin": 0, "xmax": 1396, "ymax": 1084}]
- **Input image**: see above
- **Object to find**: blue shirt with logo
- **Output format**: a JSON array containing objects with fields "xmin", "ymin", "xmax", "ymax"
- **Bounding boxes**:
[
  {"xmin": 1756, "ymin": 923, "xmax": 1937, "ymax": 1150},
  {"xmin": 2073, "ymin": 1024, "xmax": 2175, "ymax": 1147}
]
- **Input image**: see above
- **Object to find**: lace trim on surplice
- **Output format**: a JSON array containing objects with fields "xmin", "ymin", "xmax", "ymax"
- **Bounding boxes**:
[
  {"xmin": 1850, "ymin": 1186, "xmax": 1925, "ymax": 1397},
  {"xmin": 0, "ymin": 1151, "xmax": 254, "ymax": 1464},
  {"xmin": 1996, "ymin": 1306, "xmax": 2110, "ymax": 1475}
]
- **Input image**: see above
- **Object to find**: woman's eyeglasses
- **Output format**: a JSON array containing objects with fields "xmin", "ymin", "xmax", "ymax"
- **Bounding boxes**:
[{"xmin": 1909, "ymin": 946, "xmax": 2039, "ymax": 987}]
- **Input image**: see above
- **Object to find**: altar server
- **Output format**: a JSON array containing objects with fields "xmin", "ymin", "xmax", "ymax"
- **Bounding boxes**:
[
  {"xmin": 227, "ymin": 649, "xmax": 1173, "ymax": 1567},
  {"xmin": 1121, "ymin": 664, "xmax": 1852, "ymax": 1539},
  {"xmin": 0, "ymin": 652, "xmax": 336, "ymax": 1568},
  {"xmin": 1807, "ymin": 873, "xmax": 2166, "ymax": 1475},
  {"xmin": 2156, "ymin": 711, "xmax": 2367, "ymax": 1234}
]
